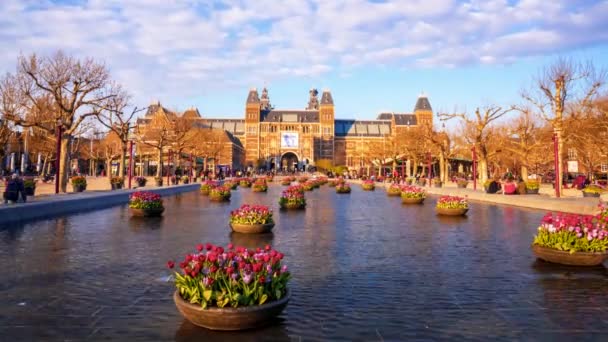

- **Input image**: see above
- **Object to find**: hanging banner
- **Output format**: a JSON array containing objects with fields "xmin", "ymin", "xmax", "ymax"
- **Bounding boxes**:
[{"xmin": 567, "ymin": 161, "xmax": 578, "ymax": 173}]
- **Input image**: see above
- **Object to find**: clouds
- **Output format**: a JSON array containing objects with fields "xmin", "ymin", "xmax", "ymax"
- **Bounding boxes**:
[{"xmin": 0, "ymin": 0, "xmax": 606, "ymax": 109}]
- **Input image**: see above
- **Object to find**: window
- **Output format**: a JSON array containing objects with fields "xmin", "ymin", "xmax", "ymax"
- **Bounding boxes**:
[
  {"xmin": 313, "ymin": 125, "xmax": 319, "ymax": 134},
  {"xmin": 568, "ymin": 148, "xmax": 577, "ymax": 160},
  {"xmin": 247, "ymin": 126, "xmax": 257, "ymax": 134},
  {"xmin": 602, "ymin": 164, "xmax": 608, "ymax": 173},
  {"xmin": 270, "ymin": 125, "xmax": 277, "ymax": 133},
  {"xmin": 323, "ymin": 127, "xmax": 331, "ymax": 135},
  {"xmin": 303, "ymin": 125, "xmax": 310, "ymax": 133}
]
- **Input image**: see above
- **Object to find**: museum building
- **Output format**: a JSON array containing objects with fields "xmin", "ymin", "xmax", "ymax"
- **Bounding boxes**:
[{"xmin": 138, "ymin": 87, "xmax": 433, "ymax": 172}]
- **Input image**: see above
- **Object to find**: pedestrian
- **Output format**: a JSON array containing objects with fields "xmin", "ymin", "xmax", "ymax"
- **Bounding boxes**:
[{"xmin": 3, "ymin": 174, "xmax": 27, "ymax": 204}]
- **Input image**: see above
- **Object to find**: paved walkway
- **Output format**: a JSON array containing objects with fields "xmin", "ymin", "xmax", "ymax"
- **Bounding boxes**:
[{"xmin": 350, "ymin": 179, "xmax": 604, "ymax": 215}]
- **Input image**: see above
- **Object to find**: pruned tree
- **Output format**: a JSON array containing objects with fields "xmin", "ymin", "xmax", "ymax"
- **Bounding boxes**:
[
  {"xmin": 0, "ymin": 51, "xmax": 121, "ymax": 192},
  {"xmin": 521, "ymin": 58, "xmax": 606, "ymax": 194},
  {"xmin": 439, "ymin": 105, "xmax": 514, "ymax": 184},
  {"xmin": 95, "ymin": 83, "xmax": 143, "ymax": 178},
  {"xmin": 137, "ymin": 116, "xmax": 174, "ymax": 178}
]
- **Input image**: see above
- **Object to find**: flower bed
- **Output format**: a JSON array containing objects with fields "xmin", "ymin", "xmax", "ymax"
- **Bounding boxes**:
[
  {"xmin": 327, "ymin": 180, "xmax": 337, "ymax": 187},
  {"xmin": 582, "ymin": 185, "xmax": 605, "ymax": 198},
  {"xmin": 456, "ymin": 178, "xmax": 468, "ymax": 188},
  {"xmin": 209, "ymin": 185, "xmax": 231, "ymax": 202},
  {"xmin": 71, "ymin": 176, "xmax": 87, "ymax": 192},
  {"xmin": 200, "ymin": 181, "xmax": 217, "ymax": 195},
  {"xmin": 110, "ymin": 177, "xmax": 124, "ymax": 190},
  {"xmin": 280, "ymin": 177, "xmax": 293, "ymax": 186},
  {"xmin": 335, "ymin": 182, "xmax": 351, "ymax": 194},
  {"xmin": 252, "ymin": 179, "xmax": 268, "ymax": 192},
  {"xmin": 135, "ymin": 176, "xmax": 147, "ymax": 187},
  {"xmin": 386, "ymin": 184, "xmax": 402, "ymax": 196},
  {"xmin": 129, "ymin": 191, "xmax": 164, "ymax": 216},
  {"xmin": 169, "ymin": 243, "xmax": 290, "ymax": 329},
  {"xmin": 361, "ymin": 180, "xmax": 375, "ymax": 191},
  {"xmin": 279, "ymin": 185, "xmax": 306, "ymax": 209}
]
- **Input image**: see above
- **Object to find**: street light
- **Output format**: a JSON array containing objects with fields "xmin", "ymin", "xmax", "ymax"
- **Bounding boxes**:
[
  {"xmin": 127, "ymin": 132, "xmax": 136, "ymax": 189},
  {"xmin": 553, "ymin": 132, "xmax": 560, "ymax": 198},
  {"xmin": 55, "ymin": 118, "xmax": 63, "ymax": 194}
]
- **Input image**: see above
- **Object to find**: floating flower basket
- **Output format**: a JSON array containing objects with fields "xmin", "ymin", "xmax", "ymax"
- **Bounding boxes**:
[
  {"xmin": 386, "ymin": 184, "xmax": 402, "ymax": 196},
  {"xmin": 279, "ymin": 185, "xmax": 306, "ymax": 209},
  {"xmin": 239, "ymin": 178, "xmax": 252, "ymax": 188},
  {"xmin": 361, "ymin": 180, "xmax": 375, "ymax": 191},
  {"xmin": 129, "ymin": 191, "xmax": 164, "ymax": 217},
  {"xmin": 400, "ymin": 185, "xmax": 426, "ymax": 204},
  {"xmin": 200, "ymin": 181, "xmax": 217, "ymax": 196},
  {"xmin": 169, "ymin": 243, "xmax": 290, "ymax": 330},
  {"xmin": 229, "ymin": 204, "xmax": 275, "ymax": 234},
  {"xmin": 335, "ymin": 183, "xmax": 351, "ymax": 194},
  {"xmin": 435, "ymin": 195, "xmax": 468, "ymax": 216},
  {"xmin": 531, "ymin": 209, "xmax": 608, "ymax": 266},
  {"xmin": 71, "ymin": 176, "xmax": 87, "ymax": 193},
  {"xmin": 252, "ymin": 180, "xmax": 268, "ymax": 192},
  {"xmin": 209, "ymin": 186, "xmax": 231, "ymax": 202}
]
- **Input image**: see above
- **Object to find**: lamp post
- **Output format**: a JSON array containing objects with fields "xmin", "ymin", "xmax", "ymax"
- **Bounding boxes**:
[
  {"xmin": 553, "ymin": 132, "xmax": 560, "ymax": 198},
  {"xmin": 471, "ymin": 145, "xmax": 477, "ymax": 191},
  {"xmin": 55, "ymin": 119, "xmax": 63, "ymax": 194},
  {"xmin": 127, "ymin": 133, "xmax": 135, "ymax": 189}
]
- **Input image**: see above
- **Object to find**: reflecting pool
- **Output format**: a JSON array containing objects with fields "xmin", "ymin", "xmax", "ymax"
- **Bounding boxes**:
[{"xmin": 1, "ymin": 185, "xmax": 608, "ymax": 341}]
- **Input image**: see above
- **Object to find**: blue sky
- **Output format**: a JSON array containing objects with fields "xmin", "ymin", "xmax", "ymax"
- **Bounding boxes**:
[{"xmin": 1, "ymin": 0, "xmax": 607, "ymax": 122}]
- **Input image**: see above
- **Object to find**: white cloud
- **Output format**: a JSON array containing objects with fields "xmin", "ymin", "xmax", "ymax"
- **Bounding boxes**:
[{"xmin": 0, "ymin": 0, "xmax": 606, "ymax": 109}]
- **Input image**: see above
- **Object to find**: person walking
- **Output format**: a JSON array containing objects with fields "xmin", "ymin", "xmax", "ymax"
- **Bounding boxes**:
[{"xmin": 3, "ymin": 174, "xmax": 27, "ymax": 204}]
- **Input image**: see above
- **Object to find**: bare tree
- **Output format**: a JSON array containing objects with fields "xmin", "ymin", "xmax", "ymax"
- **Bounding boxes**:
[
  {"xmin": 137, "ymin": 117, "xmax": 174, "ymax": 178},
  {"xmin": 440, "ymin": 105, "xmax": 513, "ymax": 184},
  {"xmin": 95, "ymin": 84, "xmax": 146, "ymax": 178},
  {"xmin": 522, "ymin": 58, "xmax": 606, "ymax": 194},
  {"xmin": 0, "ymin": 51, "xmax": 120, "ymax": 192}
]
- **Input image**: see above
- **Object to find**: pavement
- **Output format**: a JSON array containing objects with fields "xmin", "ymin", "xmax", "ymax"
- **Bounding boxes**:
[
  {"xmin": 351, "ymin": 179, "xmax": 604, "ymax": 215},
  {"xmin": 1, "ymin": 176, "xmax": 604, "ymax": 216}
]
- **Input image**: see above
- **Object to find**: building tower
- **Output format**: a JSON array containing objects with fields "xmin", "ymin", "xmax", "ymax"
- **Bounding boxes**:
[
  {"xmin": 319, "ymin": 89, "xmax": 335, "ymax": 162},
  {"xmin": 245, "ymin": 88, "xmax": 261, "ymax": 166},
  {"xmin": 414, "ymin": 94, "xmax": 433, "ymax": 127}
]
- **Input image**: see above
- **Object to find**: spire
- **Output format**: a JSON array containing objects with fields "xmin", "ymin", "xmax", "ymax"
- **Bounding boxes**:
[
  {"xmin": 307, "ymin": 88, "xmax": 319, "ymax": 110},
  {"xmin": 321, "ymin": 89, "xmax": 333, "ymax": 105},
  {"xmin": 414, "ymin": 94, "xmax": 432, "ymax": 112},
  {"xmin": 246, "ymin": 88, "xmax": 260, "ymax": 104},
  {"xmin": 260, "ymin": 87, "xmax": 271, "ymax": 110}
]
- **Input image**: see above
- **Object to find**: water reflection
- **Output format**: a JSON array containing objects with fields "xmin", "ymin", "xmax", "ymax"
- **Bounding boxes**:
[
  {"xmin": 230, "ymin": 232, "xmax": 274, "ymax": 249},
  {"xmin": 2, "ymin": 187, "xmax": 608, "ymax": 340},
  {"xmin": 174, "ymin": 318, "xmax": 290, "ymax": 342}
]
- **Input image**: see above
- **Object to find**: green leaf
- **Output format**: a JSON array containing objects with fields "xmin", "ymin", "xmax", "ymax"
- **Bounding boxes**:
[
  {"xmin": 203, "ymin": 290, "xmax": 212, "ymax": 301},
  {"xmin": 259, "ymin": 294, "xmax": 268, "ymax": 305}
]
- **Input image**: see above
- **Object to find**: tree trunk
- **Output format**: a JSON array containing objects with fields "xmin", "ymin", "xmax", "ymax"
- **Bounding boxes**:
[
  {"xmin": 520, "ymin": 165, "xmax": 528, "ymax": 181},
  {"xmin": 42, "ymin": 156, "xmax": 48, "ymax": 176},
  {"xmin": 59, "ymin": 138, "xmax": 70, "ymax": 192},
  {"xmin": 478, "ymin": 157, "xmax": 488, "ymax": 184},
  {"xmin": 156, "ymin": 148, "xmax": 163, "ymax": 177},
  {"xmin": 439, "ymin": 154, "xmax": 446, "ymax": 183},
  {"xmin": 119, "ymin": 144, "xmax": 127, "ymax": 178}
]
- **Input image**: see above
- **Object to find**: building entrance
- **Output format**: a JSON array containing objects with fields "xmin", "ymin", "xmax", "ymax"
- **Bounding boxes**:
[{"xmin": 280, "ymin": 152, "xmax": 299, "ymax": 172}]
